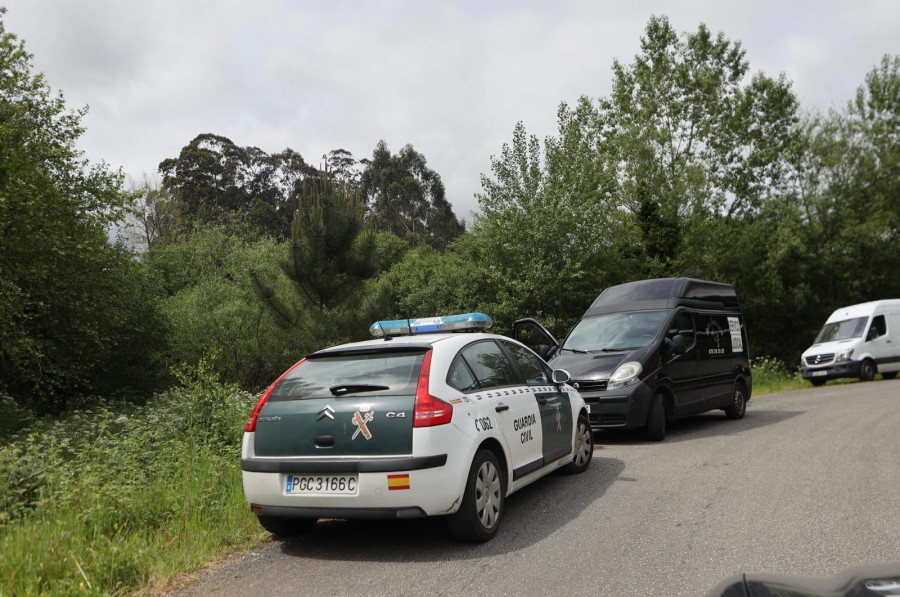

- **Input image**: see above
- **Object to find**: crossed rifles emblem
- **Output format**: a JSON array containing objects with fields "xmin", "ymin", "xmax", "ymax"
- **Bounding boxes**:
[{"xmin": 352, "ymin": 410, "xmax": 375, "ymax": 440}]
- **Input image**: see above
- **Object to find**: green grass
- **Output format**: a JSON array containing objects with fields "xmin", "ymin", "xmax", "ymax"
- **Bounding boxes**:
[
  {"xmin": 749, "ymin": 356, "xmax": 888, "ymax": 396},
  {"xmin": 0, "ymin": 363, "xmax": 268, "ymax": 596}
]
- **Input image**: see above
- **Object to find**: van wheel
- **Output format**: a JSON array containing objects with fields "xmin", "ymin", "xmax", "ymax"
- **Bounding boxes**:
[
  {"xmin": 447, "ymin": 449, "xmax": 504, "ymax": 542},
  {"xmin": 645, "ymin": 393, "xmax": 667, "ymax": 441},
  {"xmin": 859, "ymin": 359, "xmax": 876, "ymax": 382},
  {"xmin": 564, "ymin": 414, "xmax": 593, "ymax": 474},
  {"xmin": 256, "ymin": 515, "xmax": 317, "ymax": 537},
  {"xmin": 810, "ymin": 378, "xmax": 826, "ymax": 387},
  {"xmin": 882, "ymin": 371, "xmax": 897, "ymax": 380},
  {"xmin": 725, "ymin": 381, "xmax": 747, "ymax": 419}
]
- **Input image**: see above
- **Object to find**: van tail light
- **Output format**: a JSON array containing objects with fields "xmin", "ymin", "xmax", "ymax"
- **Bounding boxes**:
[
  {"xmin": 413, "ymin": 350, "xmax": 453, "ymax": 427},
  {"xmin": 244, "ymin": 359, "xmax": 306, "ymax": 432}
]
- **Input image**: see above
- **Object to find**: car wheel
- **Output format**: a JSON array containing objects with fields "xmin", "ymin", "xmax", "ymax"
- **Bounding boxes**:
[
  {"xmin": 859, "ymin": 359, "xmax": 876, "ymax": 382},
  {"xmin": 724, "ymin": 381, "xmax": 747, "ymax": 419},
  {"xmin": 645, "ymin": 392, "xmax": 666, "ymax": 441},
  {"xmin": 447, "ymin": 449, "xmax": 504, "ymax": 542},
  {"xmin": 256, "ymin": 515, "xmax": 317, "ymax": 537},
  {"xmin": 810, "ymin": 378, "xmax": 826, "ymax": 387},
  {"xmin": 882, "ymin": 371, "xmax": 897, "ymax": 380},
  {"xmin": 564, "ymin": 414, "xmax": 593, "ymax": 474}
]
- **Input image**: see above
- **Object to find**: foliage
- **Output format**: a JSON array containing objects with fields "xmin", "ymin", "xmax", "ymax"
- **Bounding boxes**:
[
  {"xmin": 0, "ymin": 12, "xmax": 166, "ymax": 414},
  {"xmin": 0, "ymin": 362, "xmax": 265, "ymax": 595},
  {"xmin": 159, "ymin": 133, "xmax": 320, "ymax": 238},
  {"xmin": 146, "ymin": 225, "xmax": 302, "ymax": 389},
  {"xmin": 360, "ymin": 140, "xmax": 465, "ymax": 249},
  {"xmin": 251, "ymin": 173, "xmax": 381, "ymax": 350}
]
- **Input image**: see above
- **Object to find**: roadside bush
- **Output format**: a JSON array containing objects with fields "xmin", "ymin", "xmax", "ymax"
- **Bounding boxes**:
[
  {"xmin": 750, "ymin": 356, "xmax": 808, "ymax": 395},
  {"xmin": 149, "ymin": 226, "xmax": 304, "ymax": 390},
  {"xmin": 0, "ymin": 363, "xmax": 266, "ymax": 595}
]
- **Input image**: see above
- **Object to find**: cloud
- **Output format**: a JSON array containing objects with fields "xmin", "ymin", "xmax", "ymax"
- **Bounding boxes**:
[{"xmin": 3, "ymin": 0, "xmax": 899, "ymax": 219}]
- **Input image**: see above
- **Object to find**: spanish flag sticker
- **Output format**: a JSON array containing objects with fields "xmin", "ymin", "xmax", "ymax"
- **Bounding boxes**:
[{"xmin": 387, "ymin": 474, "xmax": 410, "ymax": 490}]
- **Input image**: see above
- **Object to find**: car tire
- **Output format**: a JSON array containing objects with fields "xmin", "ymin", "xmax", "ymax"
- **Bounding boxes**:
[
  {"xmin": 645, "ymin": 392, "xmax": 667, "ymax": 441},
  {"xmin": 810, "ymin": 378, "xmax": 826, "ymax": 387},
  {"xmin": 724, "ymin": 381, "xmax": 747, "ymax": 419},
  {"xmin": 882, "ymin": 371, "xmax": 897, "ymax": 380},
  {"xmin": 447, "ymin": 449, "xmax": 504, "ymax": 542},
  {"xmin": 859, "ymin": 359, "xmax": 876, "ymax": 382},
  {"xmin": 563, "ymin": 414, "xmax": 593, "ymax": 474},
  {"xmin": 256, "ymin": 515, "xmax": 317, "ymax": 537}
]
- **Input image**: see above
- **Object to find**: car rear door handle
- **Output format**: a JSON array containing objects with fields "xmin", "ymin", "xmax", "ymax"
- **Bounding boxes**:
[{"xmin": 495, "ymin": 403, "xmax": 509, "ymax": 412}]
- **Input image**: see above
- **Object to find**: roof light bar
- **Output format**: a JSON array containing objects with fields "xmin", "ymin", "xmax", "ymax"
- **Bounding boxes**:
[{"xmin": 369, "ymin": 312, "xmax": 493, "ymax": 337}]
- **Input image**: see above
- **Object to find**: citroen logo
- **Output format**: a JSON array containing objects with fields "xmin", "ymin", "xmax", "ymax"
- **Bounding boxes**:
[{"xmin": 317, "ymin": 405, "xmax": 335, "ymax": 421}]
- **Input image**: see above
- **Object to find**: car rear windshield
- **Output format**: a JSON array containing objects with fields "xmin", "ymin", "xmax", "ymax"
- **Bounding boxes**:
[
  {"xmin": 814, "ymin": 317, "xmax": 867, "ymax": 344},
  {"xmin": 269, "ymin": 350, "xmax": 426, "ymax": 401}
]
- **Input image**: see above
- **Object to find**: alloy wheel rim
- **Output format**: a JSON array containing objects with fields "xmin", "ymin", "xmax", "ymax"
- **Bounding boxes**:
[
  {"xmin": 574, "ymin": 422, "xmax": 592, "ymax": 465},
  {"xmin": 475, "ymin": 461, "xmax": 501, "ymax": 529}
]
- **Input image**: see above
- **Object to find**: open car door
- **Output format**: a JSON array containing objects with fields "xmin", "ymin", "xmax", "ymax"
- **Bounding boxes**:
[{"xmin": 512, "ymin": 318, "xmax": 560, "ymax": 362}]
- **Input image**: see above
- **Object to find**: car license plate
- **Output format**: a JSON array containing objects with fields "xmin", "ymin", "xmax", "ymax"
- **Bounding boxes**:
[
  {"xmin": 285, "ymin": 474, "xmax": 358, "ymax": 495},
  {"xmin": 811, "ymin": 370, "xmax": 828, "ymax": 377}
]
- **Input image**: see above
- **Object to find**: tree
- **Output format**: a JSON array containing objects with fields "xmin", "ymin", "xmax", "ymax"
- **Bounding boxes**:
[
  {"xmin": 604, "ymin": 16, "xmax": 800, "ymax": 266},
  {"xmin": 0, "ymin": 11, "xmax": 165, "ymax": 412},
  {"xmin": 146, "ymin": 226, "xmax": 301, "ymax": 388},
  {"xmin": 359, "ymin": 141, "xmax": 465, "ymax": 249},
  {"xmin": 250, "ymin": 173, "xmax": 379, "ymax": 350},
  {"xmin": 158, "ymin": 134, "xmax": 319, "ymax": 238}
]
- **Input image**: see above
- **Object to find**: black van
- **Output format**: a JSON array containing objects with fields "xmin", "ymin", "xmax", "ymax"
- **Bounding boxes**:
[{"xmin": 514, "ymin": 278, "xmax": 752, "ymax": 441}]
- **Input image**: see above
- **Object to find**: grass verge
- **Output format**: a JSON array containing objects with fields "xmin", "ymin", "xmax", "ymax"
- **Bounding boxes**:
[{"xmin": 0, "ymin": 363, "xmax": 267, "ymax": 596}]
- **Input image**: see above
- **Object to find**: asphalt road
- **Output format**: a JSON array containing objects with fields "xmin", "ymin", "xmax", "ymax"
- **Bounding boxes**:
[{"xmin": 173, "ymin": 380, "xmax": 900, "ymax": 597}]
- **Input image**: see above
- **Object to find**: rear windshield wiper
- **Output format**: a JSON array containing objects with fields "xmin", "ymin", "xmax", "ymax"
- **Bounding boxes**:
[
  {"xmin": 329, "ymin": 384, "xmax": 390, "ymax": 396},
  {"xmin": 560, "ymin": 347, "xmax": 589, "ymax": 354}
]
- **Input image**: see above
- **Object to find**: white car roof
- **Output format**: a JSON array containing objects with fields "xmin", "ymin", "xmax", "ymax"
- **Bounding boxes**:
[{"xmin": 311, "ymin": 332, "xmax": 507, "ymax": 356}]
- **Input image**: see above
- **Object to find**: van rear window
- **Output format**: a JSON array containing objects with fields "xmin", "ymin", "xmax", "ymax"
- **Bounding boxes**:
[
  {"xmin": 814, "ymin": 317, "xmax": 867, "ymax": 344},
  {"xmin": 269, "ymin": 351, "xmax": 425, "ymax": 401}
]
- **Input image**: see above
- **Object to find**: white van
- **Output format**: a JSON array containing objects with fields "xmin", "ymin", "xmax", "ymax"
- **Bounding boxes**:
[{"xmin": 801, "ymin": 300, "xmax": 900, "ymax": 386}]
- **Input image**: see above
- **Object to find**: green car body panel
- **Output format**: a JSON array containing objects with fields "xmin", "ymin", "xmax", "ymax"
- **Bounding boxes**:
[{"xmin": 253, "ymin": 395, "xmax": 416, "ymax": 457}]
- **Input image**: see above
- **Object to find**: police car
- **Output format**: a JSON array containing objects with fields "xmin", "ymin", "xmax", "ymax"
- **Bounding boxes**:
[{"xmin": 241, "ymin": 313, "xmax": 593, "ymax": 542}]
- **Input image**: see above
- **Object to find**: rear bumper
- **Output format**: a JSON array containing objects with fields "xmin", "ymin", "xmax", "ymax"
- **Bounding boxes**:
[
  {"xmin": 251, "ymin": 504, "xmax": 427, "ymax": 520},
  {"xmin": 801, "ymin": 360, "xmax": 861, "ymax": 381},
  {"xmin": 583, "ymin": 381, "xmax": 653, "ymax": 430},
  {"xmin": 241, "ymin": 454, "xmax": 447, "ymax": 473}
]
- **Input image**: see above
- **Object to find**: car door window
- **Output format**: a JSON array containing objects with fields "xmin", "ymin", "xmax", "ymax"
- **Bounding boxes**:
[
  {"xmin": 667, "ymin": 311, "xmax": 695, "ymax": 349},
  {"xmin": 501, "ymin": 341, "xmax": 552, "ymax": 385},
  {"xmin": 869, "ymin": 315, "xmax": 887, "ymax": 340},
  {"xmin": 447, "ymin": 356, "xmax": 479, "ymax": 392},
  {"xmin": 459, "ymin": 341, "xmax": 520, "ymax": 389}
]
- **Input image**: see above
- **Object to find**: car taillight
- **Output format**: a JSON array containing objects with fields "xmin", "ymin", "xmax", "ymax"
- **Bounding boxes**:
[
  {"xmin": 244, "ymin": 359, "xmax": 305, "ymax": 432},
  {"xmin": 413, "ymin": 350, "xmax": 453, "ymax": 427}
]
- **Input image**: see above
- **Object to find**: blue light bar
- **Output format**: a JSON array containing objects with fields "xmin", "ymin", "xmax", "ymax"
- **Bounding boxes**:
[{"xmin": 369, "ymin": 313, "xmax": 493, "ymax": 337}]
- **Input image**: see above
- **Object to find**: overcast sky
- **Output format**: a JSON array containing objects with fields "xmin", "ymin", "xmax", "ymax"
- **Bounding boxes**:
[{"xmin": 4, "ymin": 1, "xmax": 899, "ymax": 220}]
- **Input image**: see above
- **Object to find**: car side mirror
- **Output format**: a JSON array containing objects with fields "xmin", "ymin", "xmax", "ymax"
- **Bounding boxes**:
[
  {"xmin": 867, "ymin": 329, "xmax": 878, "ymax": 341},
  {"xmin": 665, "ymin": 334, "xmax": 687, "ymax": 356},
  {"xmin": 551, "ymin": 369, "xmax": 571, "ymax": 384},
  {"xmin": 540, "ymin": 345, "xmax": 558, "ymax": 361}
]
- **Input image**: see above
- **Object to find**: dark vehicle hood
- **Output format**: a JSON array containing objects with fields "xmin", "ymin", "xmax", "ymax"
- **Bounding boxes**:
[{"xmin": 550, "ymin": 346, "xmax": 652, "ymax": 381}]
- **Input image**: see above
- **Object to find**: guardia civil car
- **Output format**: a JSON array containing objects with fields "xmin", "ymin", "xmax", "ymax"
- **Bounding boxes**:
[{"xmin": 241, "ymin": 313, "xmax": 593, "ymax": 542}]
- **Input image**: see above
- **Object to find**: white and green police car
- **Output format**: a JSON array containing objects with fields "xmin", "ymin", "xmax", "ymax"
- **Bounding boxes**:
[{"xmin": 241, "ymin": 313, "xmax": 593, "ymax": 542}]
